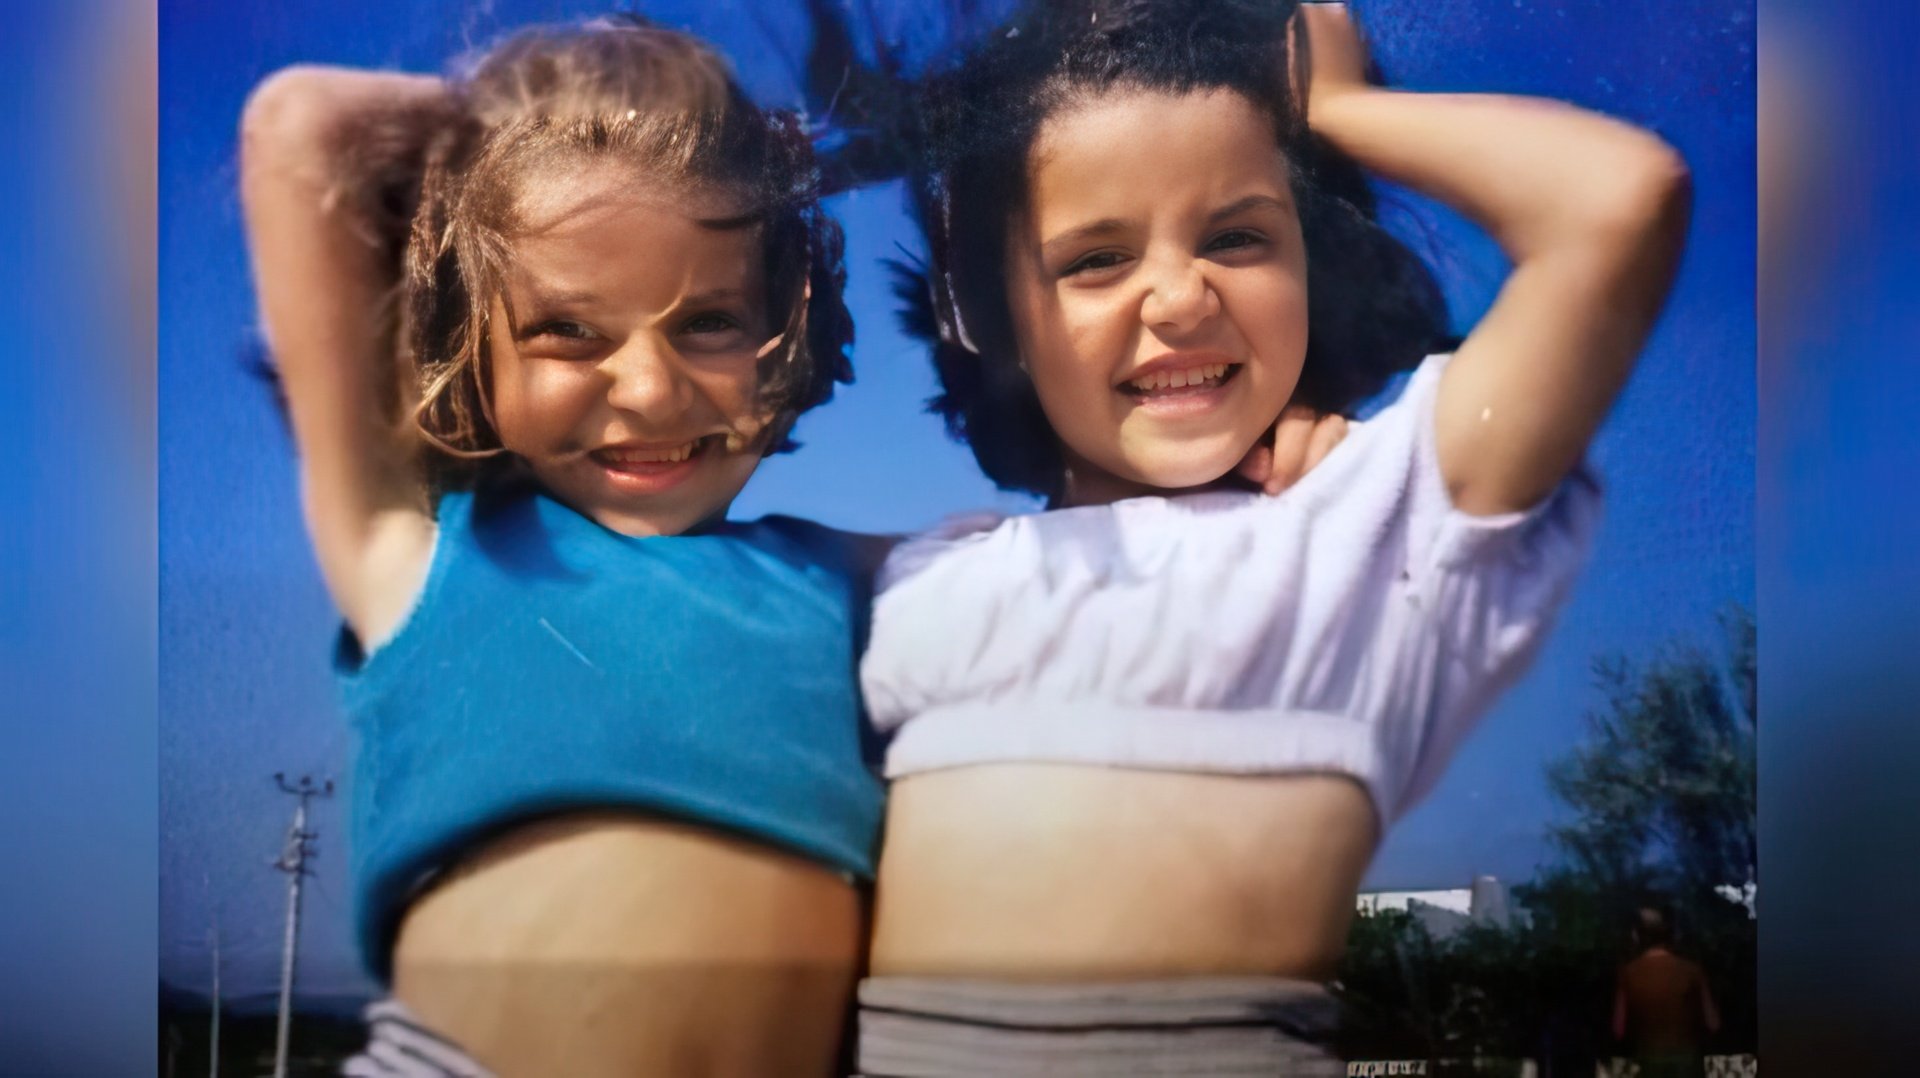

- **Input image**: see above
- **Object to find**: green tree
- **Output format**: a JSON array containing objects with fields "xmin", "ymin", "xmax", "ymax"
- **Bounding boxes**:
[
  {"xmin": 1521, "ymin": 606, "xmax": 1756, "ymax": 1052},
  {"xmin": 1338, "ymin": 609, "xmax": 1757, "ymax": 1071},
  {"xmin": 1539, "ymin": 607, "xmax": 1755, "ymax": 908}
]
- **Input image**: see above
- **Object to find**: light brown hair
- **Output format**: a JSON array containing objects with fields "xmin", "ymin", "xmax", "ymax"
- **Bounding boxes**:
[{"xmin": 395, "ymin": 15, "xmax": 853, "ymax": 487}]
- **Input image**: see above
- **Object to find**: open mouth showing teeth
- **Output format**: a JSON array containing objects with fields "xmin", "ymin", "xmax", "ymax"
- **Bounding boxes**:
[
  {"xmin": 593, "ymin": 436, "xmax": 710, "ymax": 469},
  {"xmin": 1121, "ymin": 362, "xmax": 1241, "ymax": 396}
]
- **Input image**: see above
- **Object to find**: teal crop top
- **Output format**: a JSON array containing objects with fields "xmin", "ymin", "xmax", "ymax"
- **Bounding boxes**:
[{"xmin": 335, "ymin": 484, "xmax": 884, "ymax": 982}]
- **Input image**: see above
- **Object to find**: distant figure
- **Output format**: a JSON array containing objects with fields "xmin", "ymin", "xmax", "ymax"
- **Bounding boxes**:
[{"xmin": 1612, "ymin": 907, "xmax": 1721, "ymax": 1078}]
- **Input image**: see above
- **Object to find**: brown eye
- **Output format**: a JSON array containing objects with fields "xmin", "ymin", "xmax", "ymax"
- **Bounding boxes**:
[
  {"xmin": 1061, "ymin": 250, "xmax": 1129, "ymax": 278},
  {"xmin": 524, "ymin": 320, "xmax": 598, "ymax": 342},
  {"xmin": 517, "ymin": 320, "xmax": 606, "ymax": 360},
  {"xmin": 1206, "ymin": 229, "xmax": 1266, "ymax": 254},
  {"xmin": 678, "ymin": 311, "xmax": 757, "ymax": 355},
  {"xmin": 682, "ymin": 312, "xmax": 743, "ymax": 336}
]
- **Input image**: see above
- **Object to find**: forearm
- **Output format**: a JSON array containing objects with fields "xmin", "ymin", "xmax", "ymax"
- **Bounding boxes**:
[
  {"xmin": 240, "ymin": 66, "xmax": 449, "ymax": 261},
  {"xmin": 1308, "ymin": 87, "xmax": 1690, "ymax": 266},
  {"xmin": 239, "ymin": 67, "xmax": 450, "ymax": 603},
  {"xmin": 238, "ymin": 68, "xmax": 444, "ymax": 454}
]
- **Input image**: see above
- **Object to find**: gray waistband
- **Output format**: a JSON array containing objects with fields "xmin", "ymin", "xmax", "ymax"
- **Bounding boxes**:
[
  {"xmin": 342, "ymin": 999, "xmax": 495, "ymax": 1078},
  {"xmin": 857, "ymin": 976, "xmax": 1344, "ymax": 1077}
]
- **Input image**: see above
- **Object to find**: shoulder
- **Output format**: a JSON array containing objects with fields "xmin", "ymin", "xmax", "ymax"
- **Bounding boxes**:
[
  {"xmin": 1376, "ymin": 352, "xmax": 1605, "ymax": 568},
  {"xmin": 744, "ymin": 513, "xmax": 858, "ymax": 552},
  {"xmin": 730, "ymin": 515, "xmax": 898, "ymax": 582}
]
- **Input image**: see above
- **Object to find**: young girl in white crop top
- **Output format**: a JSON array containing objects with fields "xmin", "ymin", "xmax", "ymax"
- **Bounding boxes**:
[{"xmin": 850, "ymin": 2, "xmax": 1689, "ymax": 1073}]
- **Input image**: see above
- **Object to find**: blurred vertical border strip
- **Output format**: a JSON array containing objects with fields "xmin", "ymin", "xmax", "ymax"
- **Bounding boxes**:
[
  {"xmin": 1758, "ymin": 0, "xmax": 1920, "ymax": 1071},
  {"xmin": 0, "ymin": 0, "xmax": 158, "ymax": 1072}
]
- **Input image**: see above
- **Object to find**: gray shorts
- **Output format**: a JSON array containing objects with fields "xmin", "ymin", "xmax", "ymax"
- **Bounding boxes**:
[{"xmin": 856, "ymin": 975, "xmax": 1345, "ymax": 1077}]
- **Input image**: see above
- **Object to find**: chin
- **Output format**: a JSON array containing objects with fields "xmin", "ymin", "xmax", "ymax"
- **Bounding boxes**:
[
  {"xmin": 566, "ymin": 486, "xmax": 719, "ymax": 539},
  {"xmin": 580, "ymin": 506, "xmax": 690, "ymax": 538},
  {"xmin": 1125, "ymin": 444, "xmax": 1253, "ymax": 492},
  {"xmin": 537, "ymin": 459, "xmax": 750, "ymax": 539}
]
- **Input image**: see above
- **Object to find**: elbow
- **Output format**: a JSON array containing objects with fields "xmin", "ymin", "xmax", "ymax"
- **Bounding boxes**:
[
  {"xmin": 1506, "ymin": 133, "xmax": 1693, "ymax": 264},
  {"xmin": 240, "ymin": 66, "xmax": 356, "ymax": 177},
  {"xmin": 1625, "ymin": 136, "xmax": 1693, "ymax": 238},
  {"xmin": 1588, "ymin": 135, "xmax": 1694, "ymax": 248}
]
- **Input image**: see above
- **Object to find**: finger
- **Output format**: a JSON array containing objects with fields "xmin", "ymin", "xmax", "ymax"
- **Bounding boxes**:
[
  {"xmin": 1264, "ymin": 405, "xmax": 1318, "ymax": 495},
  {"xmin": 1235, "ymin": 439, "xmax": 1276, "ymax": 486},
  {"xmin": 1265, "ymin": 405, "xmax": 1320, "ymax": 493},
  {"xmin": 1303, "ymin": 414, "xmax": 1350, "ymax": 474},
  {"xmin": 1299, "ymin": 4, "xmax": 1370, "ymax": 88}
]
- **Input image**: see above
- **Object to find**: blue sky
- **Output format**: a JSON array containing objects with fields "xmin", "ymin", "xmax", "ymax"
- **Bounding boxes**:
[{"xmin": 160, "ymin": 0, "xmax": 1754, "ymax": 999}]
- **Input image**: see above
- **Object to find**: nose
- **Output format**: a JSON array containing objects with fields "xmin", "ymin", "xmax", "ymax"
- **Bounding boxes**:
[
  {"xmin": 601, "ymin": 336, "xmax": 695, "ymax": 420},
  {"xmin": 1139, "ymin": 257, "xmax": 1221, "ymax": 335}
]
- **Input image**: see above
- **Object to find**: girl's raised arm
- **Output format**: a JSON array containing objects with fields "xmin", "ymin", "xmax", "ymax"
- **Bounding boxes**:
[
  {"xmin": 1300, "ymin": 5, "xmax": 1691, "ymax": 516},
  {"xmin": 240, "ymin": 67, "xmax": 449, "ymax": 644}
]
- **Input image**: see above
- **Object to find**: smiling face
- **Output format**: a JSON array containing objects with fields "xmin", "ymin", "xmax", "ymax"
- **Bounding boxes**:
[
  {"xmin": 1006, "ymin": 88, "xmax": 1310, "ymax": 505},
  {"xmin": 486, "ymin": 163, "xmax": 774, "ymax": 536}
]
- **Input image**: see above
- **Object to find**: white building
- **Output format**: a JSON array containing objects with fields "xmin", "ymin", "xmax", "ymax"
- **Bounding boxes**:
[{"xmin": 1355, "ymin": 875, "xmax": 1513, "ymax": 939}]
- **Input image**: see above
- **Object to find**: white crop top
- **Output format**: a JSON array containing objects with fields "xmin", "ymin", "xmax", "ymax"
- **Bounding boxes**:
[{"xmin": 860, "ymin": 354, "xmax": 1602, "ymax": 823}]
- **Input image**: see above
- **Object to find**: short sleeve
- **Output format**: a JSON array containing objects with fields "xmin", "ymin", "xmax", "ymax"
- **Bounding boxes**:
[{"xmin": 1386, "ymin": 354, "xmax": 1604, "ymax": 815}]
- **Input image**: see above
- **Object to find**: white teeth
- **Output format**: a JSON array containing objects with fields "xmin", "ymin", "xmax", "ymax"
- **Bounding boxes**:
[
  {"xmin": 602, "ymin": 440, "xmax": 699, "ymax": 464},
  {"xmin": 1126, "ymin": 363, "xmax": 1233, "ymax": 393}
]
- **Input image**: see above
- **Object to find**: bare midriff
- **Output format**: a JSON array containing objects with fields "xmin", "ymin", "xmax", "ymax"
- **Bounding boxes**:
[
  {"xmin": 869, "ymin": 764, "xmax": 1379, "ymax": 981},
  {"xmin": 392, "ymin": 813, "xmax": 862, "ymax": 1077}
]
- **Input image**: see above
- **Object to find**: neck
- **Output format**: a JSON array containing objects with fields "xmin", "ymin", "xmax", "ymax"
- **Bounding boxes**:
[
  {"xmin": 1052, "ymin": 452, "xmax": 1261, "ymax": 510},
  {"xmin": 1055, "ymin": 469, "xmax": 1158, "ymax": 509}
]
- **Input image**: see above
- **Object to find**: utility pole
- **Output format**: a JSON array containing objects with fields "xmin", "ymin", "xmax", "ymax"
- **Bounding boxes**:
[{"xmin": 270, "ymin": 773, "xmax": 332, "ymax": 1078}]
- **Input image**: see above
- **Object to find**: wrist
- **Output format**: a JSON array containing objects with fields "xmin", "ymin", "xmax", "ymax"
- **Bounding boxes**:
[{"xmin": 1304, "ymin": 81, "xmax": 1376, "ymax": 133}]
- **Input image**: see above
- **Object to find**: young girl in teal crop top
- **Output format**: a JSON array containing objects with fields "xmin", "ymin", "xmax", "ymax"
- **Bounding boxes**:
[{"xmin": 241, "ymin": 16, "xmax": 883, "ymax": 1075}]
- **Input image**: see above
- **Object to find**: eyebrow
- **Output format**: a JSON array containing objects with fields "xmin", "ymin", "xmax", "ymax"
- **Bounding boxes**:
[
  {"xmin": 502, "ymin": 286, "xmax": 749, "ymax": 334},
  {"xmin": 514, "ymin": 284, "xmax": 747, "ymax": 310},
  {"xmin": 677, "ymin": 287, "xmax": 748, "ymax": 308},
  {"xmin": 514, "ymin": 287, "xmax": 599, "ymax": 311},
  {"xmin": 1208, "ymin": 193, "xmax": 1296, "ymax": 223},
  {"xmin": 1040, "ymin": 218, "xmax": 1131, "ymax": 261},
  {"xmin": 696, "ymin": 211, "xmax": 766, "ymax": 231},
  {"xmin": 500, "ymin": 287, "xmax": 594, "ymax": 334}
]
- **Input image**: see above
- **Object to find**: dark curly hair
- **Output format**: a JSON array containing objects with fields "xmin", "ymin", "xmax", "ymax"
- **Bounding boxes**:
[
  {"xmin": 342, "ymin": 14, "xmax": 855, "ymax": 489},
  {"xmin": 819, "ymin": 0, "xmax": 1452, "ymax": 501}
]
